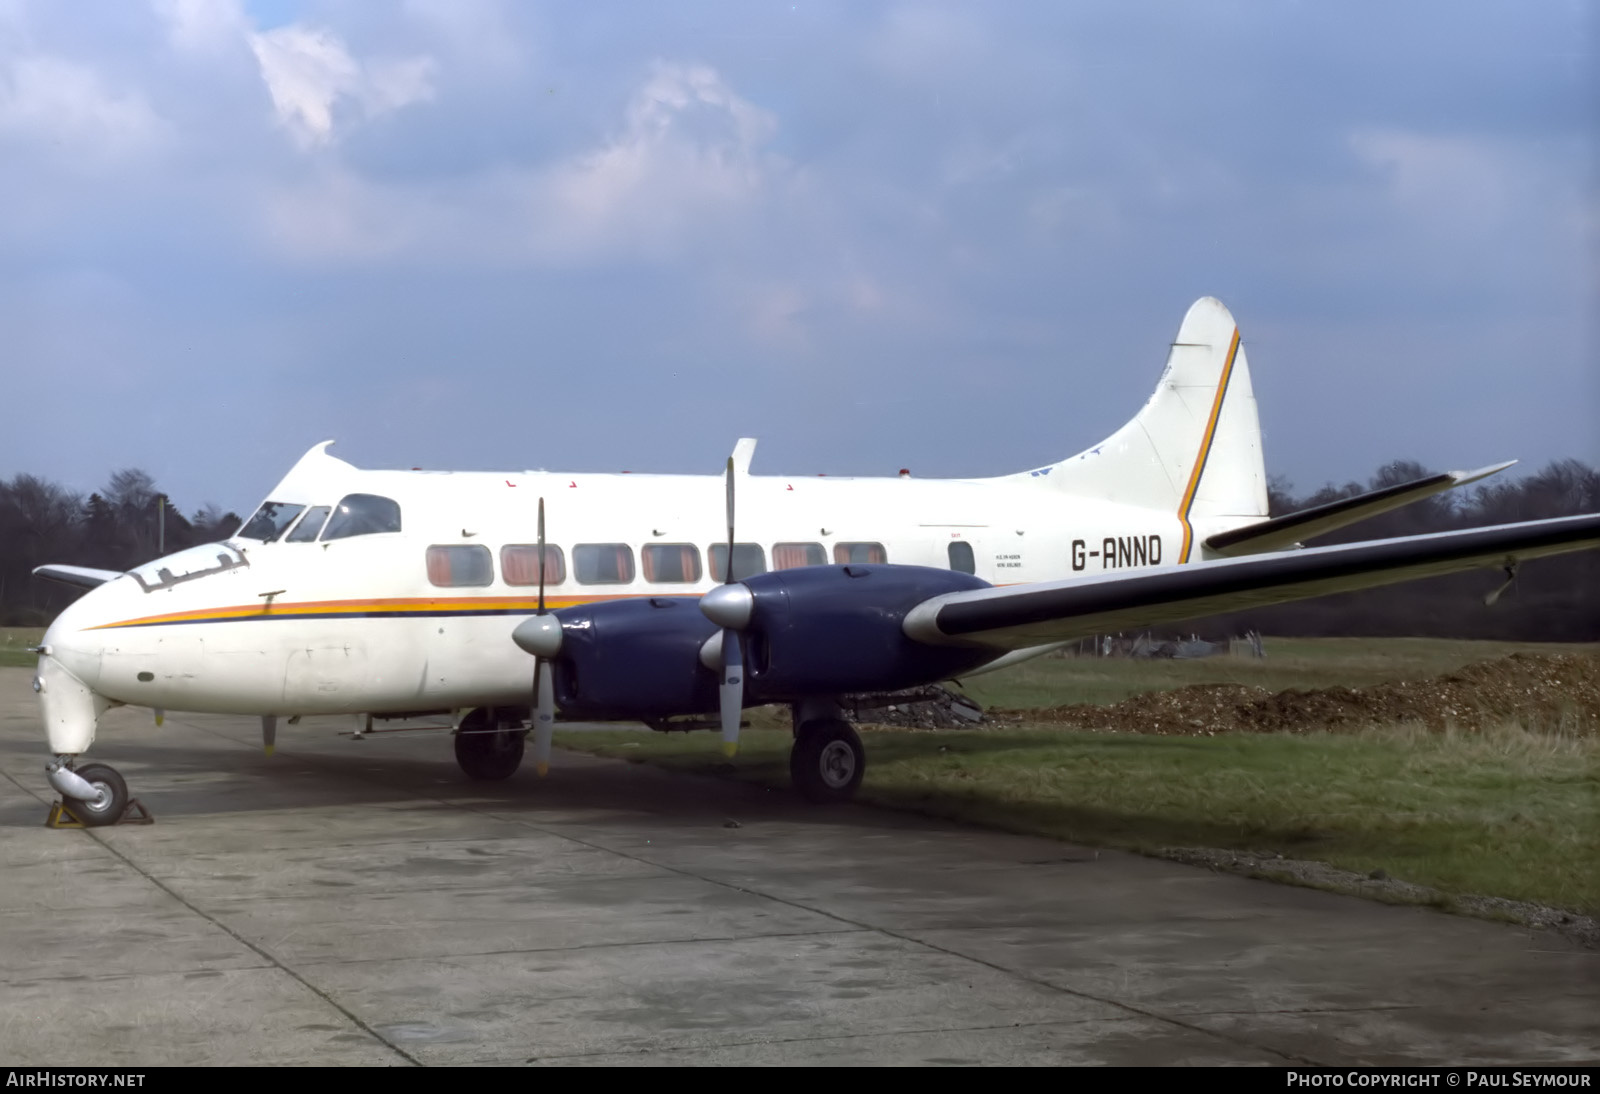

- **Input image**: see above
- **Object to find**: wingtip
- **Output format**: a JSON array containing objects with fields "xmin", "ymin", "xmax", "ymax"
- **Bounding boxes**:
[{"xmin": 1452, "ymin": 459, "xmax": 1517, "ymax": 485}]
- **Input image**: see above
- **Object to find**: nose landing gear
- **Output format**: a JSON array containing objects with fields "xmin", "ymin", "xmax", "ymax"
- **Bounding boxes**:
[{"xmin": 43, "ymin": 759, "xmax": 153, "ymax": 827}]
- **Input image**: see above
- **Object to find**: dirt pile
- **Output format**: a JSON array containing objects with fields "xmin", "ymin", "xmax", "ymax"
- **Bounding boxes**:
[{"xmin": 993, "ymin": 653, "xmax": 1600, "ymax": 736}]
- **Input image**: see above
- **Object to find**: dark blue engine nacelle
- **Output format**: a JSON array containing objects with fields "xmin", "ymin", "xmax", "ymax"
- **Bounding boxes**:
[
  {"xmin": 546, "ymin": 565, "xmax": 997, "ymax": 720},
  {"xmin": 739, "ymin": 565, "xmax": 996, "ymax": 699},
  {"xmin": 550, "ymin": 596, "xmax": 718, "ymax": 720}
]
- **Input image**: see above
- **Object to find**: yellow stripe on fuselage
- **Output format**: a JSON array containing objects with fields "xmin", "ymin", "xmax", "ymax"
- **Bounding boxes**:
[
  {"xmin": 88, "ymin": 593, "xmax": 644, "ymax": 630},
  {"xmin": 1177, "ymin": 328, "xmax": 1241, "ymax": 563}
]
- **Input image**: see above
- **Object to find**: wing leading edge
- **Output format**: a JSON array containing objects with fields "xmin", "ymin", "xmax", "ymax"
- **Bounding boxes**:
[{"xmin": 903, "ymin": 513, "xmax": 1600, "ymax": 649}]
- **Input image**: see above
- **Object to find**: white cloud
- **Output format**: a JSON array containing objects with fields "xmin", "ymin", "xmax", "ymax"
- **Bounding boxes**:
[
  {"xmin": 867, "ymin": 5, "xmax": 992, "ymax": 84},
  {"xmin": 532, "ymin": 62, "xmax": 782, "ymax": 257},
  {"xmin": 0, "ymin": 52, "xmax": 168, "ymax": 161},
  {"xmin": 248, "ymin": 23, "xmax": 436, "ymax": 148},
  {"xmin": 261, "ymin": 61, "xmax": 789, "ymax": 263},
  {"xmin": 1349, "ymin": 129, "xmax": 1517, "ymax": 223},
  {"xmin": 401, "ymin": 0, "xmax": 524, "ymax": 72},
  {"xmin": 151, "ymin": 0, "xmax": 250, "ymax": 55}
]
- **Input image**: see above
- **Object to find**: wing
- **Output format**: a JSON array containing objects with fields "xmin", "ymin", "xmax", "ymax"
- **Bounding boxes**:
[
  {"xmin": 32, "ymin": 564, "xmax": 124, "ymax": 590},
  {"xmin": 1205, "ymin": 461, "xmax": 1514, "ymax": 557},
  {"xmin": 904, "ymin": 513, "xmax": 1600, "ymax": 649}
]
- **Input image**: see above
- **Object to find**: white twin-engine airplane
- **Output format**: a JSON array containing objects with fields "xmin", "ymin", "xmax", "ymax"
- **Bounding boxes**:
[{"xmin": 30, "ymin": 298, "xmax": 1600, "ymax": 823}]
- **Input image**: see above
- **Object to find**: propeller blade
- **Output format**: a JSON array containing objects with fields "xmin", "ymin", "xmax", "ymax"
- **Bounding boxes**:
[
  {"xmin": 537, "ymin": 497, "xmax": 547, "ymax": 614},
  {"xmin": 724, "ymin": 456, "xmax": 735, "ymax": 583},
  {"xmin": 719, "ymin": 627, "xmax": 743, "ymax": 757},
  {"xmin": 533, "ymin": 659, "xmax": 555, "ymax": 776},
  {"xmin": 262, "ymin": 714, "xmax": 277, "ymax": 756},
  {"xmin": 530, "ymin": 495, "xmax": 556, "ymax": 775},
  {"xmin": 717, "ymin": 454, "xmax": 744, "ymax": 754}
]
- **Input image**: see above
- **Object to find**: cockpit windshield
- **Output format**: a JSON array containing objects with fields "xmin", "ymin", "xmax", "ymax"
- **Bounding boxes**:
[
  {"xmin": 237, "ymin": 501, "xmax": 306, "ymax": 542},
  {"xmin": 285, "ymin": 505, "xmax": 331, "ymax": 543},
  {"xmin": 321, "ymin": 494, "xmax": 402, "ymax": 540}
]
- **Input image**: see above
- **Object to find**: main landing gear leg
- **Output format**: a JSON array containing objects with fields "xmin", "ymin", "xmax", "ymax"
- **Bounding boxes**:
[
  {"xmin": 454, "ymin": 707, "xmax": 527, "ymax": 781},
  {"xmin": 789, "ymin": 700, "xmax": 865, "ymax": 804}
]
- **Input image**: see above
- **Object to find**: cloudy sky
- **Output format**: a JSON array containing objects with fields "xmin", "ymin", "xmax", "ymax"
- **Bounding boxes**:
[{"xmin": 2, "ymin": 1, "xmax": 1594, "ymax": 517}]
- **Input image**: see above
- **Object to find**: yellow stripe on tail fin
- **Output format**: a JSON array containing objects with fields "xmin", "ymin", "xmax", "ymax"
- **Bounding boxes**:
[{"xmin": 1020, "ymin": 297, "xmax": 1268, "ymax": 559}]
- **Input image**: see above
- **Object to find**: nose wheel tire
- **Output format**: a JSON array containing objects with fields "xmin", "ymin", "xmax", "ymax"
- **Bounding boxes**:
[
  {"xmin": 790, "ymin": 718, "xmax": 865, "ymax": 803},
  {"xmin": 68, "ymin": 763, "xmax": 129, "ymax": 827},
  {"xmin": 454, "ymin": 710, "xmax": 527, "ymax": 780}
]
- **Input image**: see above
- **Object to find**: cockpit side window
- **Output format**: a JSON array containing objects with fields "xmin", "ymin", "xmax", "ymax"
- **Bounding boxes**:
[
  {"xmin": 237, "ymin": 501, "xmax": 306, "ymax": 543},
  {"xmin": 285, "ymin": 506, "xmax": 331, "ymax": 543},
  {"xmin": 321, "ymin": 494, "xmax": 402, "ymax": 541}
]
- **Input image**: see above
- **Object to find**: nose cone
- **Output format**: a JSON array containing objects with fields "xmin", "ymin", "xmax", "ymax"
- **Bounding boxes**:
[
  {"xmin": 36, "ymin": 581, "xmax": 125, "ymax": 755},
  {"xmin": 40, "ymin": 583, "xmax": 111, "ymax": 690}
]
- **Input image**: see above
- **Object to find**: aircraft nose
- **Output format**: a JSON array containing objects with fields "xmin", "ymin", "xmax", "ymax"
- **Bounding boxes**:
[{"xmin": 39, "ymin": 587, "xmax": 109, "ymax": 690}]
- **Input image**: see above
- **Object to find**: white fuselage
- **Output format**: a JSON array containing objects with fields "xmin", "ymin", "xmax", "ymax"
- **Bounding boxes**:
[
  {"xmin": 33, "ymin": 299, "xmax": 1276, "ymax": 756},
  {"xmin": 41, "ymin": 456, "xmax": 1192, "ymax": 737}
]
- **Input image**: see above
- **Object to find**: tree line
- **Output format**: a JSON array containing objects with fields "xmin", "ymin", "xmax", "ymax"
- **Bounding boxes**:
[
  {"xmin": 0, "ymin": 469, "xmax": 239, "ymax": 626},
  {"xmin": 1198, "ymin": 458, "xmax": 1599, "ymax": 641},
  {"xmin": 0, "ymin": 459, "xmax": 1594, "ymax": 638}
]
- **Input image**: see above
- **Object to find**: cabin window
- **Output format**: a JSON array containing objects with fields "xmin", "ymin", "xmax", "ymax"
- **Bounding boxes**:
[
  {"xmin": 285, "ymin": 506, "xmax": 331, "ymax": 543},
  {"xmin": 574, "ymin": 544, "xmax": 636, "ymax": 585},
  {"xmin": 947, "ymin": 541, "xmax": 976, "ymax": 574},
  {"xmin": 642, "ymin": 544, "xmax": 702, "ymax": 584},
  {"xmin": 322, "ymin": 494, "xmax": 402, "ymax": 540},
  {"xmin": 426, "ymin": 545, "xmax": 493, "ymax": 588},
  {"xmin": 773, "ymin": 543, "xmax": 826, "ymax": 570},
  {"xmin": 708, "ymin": 543, "xmax": 766, "ymax": 582},
  {"xmin": 834, "ymin": 542, "xmax": 887, "ymax": 564},
  {"xmin": 501, "ymin": 544, "xmax": 566, "ymax": 587},
  {"xmin": 237, "ymin": 501, "xmax": 305, "ymax": 542}
]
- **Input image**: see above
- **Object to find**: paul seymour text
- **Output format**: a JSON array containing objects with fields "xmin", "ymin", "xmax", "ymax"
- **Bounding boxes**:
[{"xmin": 1288, "ymin": 1075, "xmax": 1591, "ymax": 1088}]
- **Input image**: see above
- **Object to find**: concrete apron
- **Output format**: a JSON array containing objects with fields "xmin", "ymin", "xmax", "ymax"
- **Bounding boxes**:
[{"xmin": 0, "ymin": 668, "xmax": 1593, "ymax": 1066}]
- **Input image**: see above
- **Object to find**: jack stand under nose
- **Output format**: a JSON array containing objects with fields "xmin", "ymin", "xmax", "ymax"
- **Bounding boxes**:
[{"xmin": 44, "ymin": 798, "xmax": 154, "ymax": 828}]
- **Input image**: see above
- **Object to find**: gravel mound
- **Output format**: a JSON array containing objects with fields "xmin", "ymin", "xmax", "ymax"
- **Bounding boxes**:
[
  {"xmin": 846, "ymin": 686, "xmax": 985, "ymax": 729},
  {"xmin": 993, "ymin": 652, "xmax": 1600, "ymax": 736}
]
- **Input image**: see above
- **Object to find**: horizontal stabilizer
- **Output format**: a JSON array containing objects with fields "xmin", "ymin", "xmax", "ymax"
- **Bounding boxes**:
[
  {"xmin": 1205, "ymin": 461, "xmax": 1515, "ymax": 557},
  {"xmin": 32, "ymin": 565, "xmax": 123, "ymax": 590},
  {"xmin": 904, "ymin": 512, "xmax": 1600, "ymax": 649}
]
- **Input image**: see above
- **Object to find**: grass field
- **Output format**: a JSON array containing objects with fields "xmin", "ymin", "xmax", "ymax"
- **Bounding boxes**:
[
  {"xmin": 0, "ymin": 627, "xmax": 43, "ymax": 668},
  {"xmin": 558, "ymin": 721, "xmax": 1599, "ymax": 915},
  {"xmin": 557, "ymin": 636, "xmax": 1600, "ymax": 916}
]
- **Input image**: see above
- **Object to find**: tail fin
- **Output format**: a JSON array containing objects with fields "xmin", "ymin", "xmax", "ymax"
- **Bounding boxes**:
[{"xmin": 1024, "ymin": 297, "xmax": 1267, "ymax": 561}]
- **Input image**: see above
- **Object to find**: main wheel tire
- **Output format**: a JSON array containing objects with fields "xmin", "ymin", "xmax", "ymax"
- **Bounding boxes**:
[
  {"xmin": 68, "ymin": 763, "xmax": 129, "ymax": 827},
  {"xmin": 790, "ymin": 718, "xmax": 865, "ymax": 803},
  {"xmin": 454, "ymin": 711, "xmax": 526, "ymax": 780}
]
